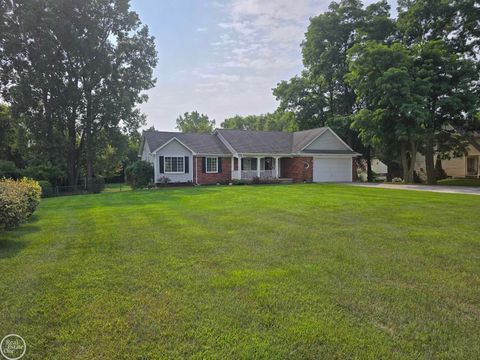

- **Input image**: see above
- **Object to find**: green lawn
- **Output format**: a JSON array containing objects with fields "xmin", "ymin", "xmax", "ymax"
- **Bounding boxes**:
[
  {"xmin": 1, "ymin": 184, "xmax": 479, "ymax": 359},
  {"xmin": 438, "ymin": 178, "xmax": 480, "ymax": 187}
]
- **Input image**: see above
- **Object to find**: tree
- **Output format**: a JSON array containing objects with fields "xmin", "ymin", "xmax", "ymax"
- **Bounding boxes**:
[
  {"xmin": 273, "ymin": 74, "xmax": 327, "ymax": 130},
  {"xmin": 1, "ymin": 0, "xmax": 157, "ymax": 185},
  {"xmin": 396, "ymin": 0, "xmax": 480, "ymax": 184},
  {"xmin": 412, "ymin": 40, "xmax": 478, "ymax": 184},
  {"xmin": 176, "ymin": 111, "xmax": 215, "ymax": 133},
  {"xmin": 220, "ymin": 111, "xmax": 298, "ymax": 132},
  {"xmin": 273, "ymin": 0, "xmax": 395, "ymax": 180},
  {"xmin": 125, "ymin": 160, "xmax": 153, "ymax": 189},
  {"xmin": 347, "ymin": 42, "xmax": 426, "ymax": 183}
]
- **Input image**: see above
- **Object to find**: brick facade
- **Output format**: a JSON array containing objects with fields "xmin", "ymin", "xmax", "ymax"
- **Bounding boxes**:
[
  {"xmin": 281, "ymin": 157, "xmax": 313, "ymax": 182},
  {"xmin": 194, "ymin": 156, "xmax": 232, "ymax": 184},
  {"xmin": 193, "ymin": 155, "xmax": 314, "ymax": 184}
]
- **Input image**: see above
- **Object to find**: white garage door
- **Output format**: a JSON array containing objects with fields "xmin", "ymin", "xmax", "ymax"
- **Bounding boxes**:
[{"xmin": 313, "ymin": 158, "xmax": 352, "ymax": 182}]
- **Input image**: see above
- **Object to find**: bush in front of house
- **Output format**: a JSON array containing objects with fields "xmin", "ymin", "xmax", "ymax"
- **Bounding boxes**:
[
  {"xmin": 157, "ymin": 176, "xmax": 170, "ymax": 186},
  {"xmin": 125, "ymin": 161, "xmax": 154, "ymax": 189},
  {"xmin": 0, "ymin": 178, "xmax": 41, "ymax": 231}
]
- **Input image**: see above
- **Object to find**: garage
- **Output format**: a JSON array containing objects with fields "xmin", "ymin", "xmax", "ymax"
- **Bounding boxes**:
[{"xmin": 313, "ymin": 157, "xmax": 352, "ymax": 182}]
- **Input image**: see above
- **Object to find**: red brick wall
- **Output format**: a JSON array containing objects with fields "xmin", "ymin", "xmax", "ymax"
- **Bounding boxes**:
[
  {"xmin": 281, "ymin": 157, "xmax": 313, "ymax": 182},
  {"xmin": 194, "ymin": 156, "xmax": 232, "ymax": 184}
]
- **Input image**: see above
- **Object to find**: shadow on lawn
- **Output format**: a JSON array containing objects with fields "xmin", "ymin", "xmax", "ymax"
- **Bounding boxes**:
[{"xmin": 0, "ymin": 215, "xmax": 41, "ymax": 259}]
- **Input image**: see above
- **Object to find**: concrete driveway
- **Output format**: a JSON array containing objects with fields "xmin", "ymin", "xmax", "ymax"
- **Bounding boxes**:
[{"xmin": 348, "ymin": 182, "xmax": 480, "ymax": 196}]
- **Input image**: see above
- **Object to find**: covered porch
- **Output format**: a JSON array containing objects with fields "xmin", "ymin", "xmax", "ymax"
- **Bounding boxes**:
[{"xmin": 231, "ymin": 156, "xmax": 285, "ymax": 180}]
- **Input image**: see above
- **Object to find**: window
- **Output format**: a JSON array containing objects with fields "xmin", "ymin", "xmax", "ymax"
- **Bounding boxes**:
[
  {"xmin": 165, "ymin": 156, "xmax": 184, "ymax": 173},
  {"xmin": 263, "ymin": 157, "xmax": 273, "ymax": 170},
  {"xmin": 241, "ymin": 158, "xmax": 257, "ymax": 170},
  {"xmin": 206, "ymin": 157, "xmax": 218, "ymax": 173}
]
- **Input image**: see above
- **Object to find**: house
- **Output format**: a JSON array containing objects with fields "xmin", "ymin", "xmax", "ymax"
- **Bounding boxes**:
[
  {"xmin": 415, "ymin": 134, "xmax": 480, "ymax": 178},
  {"xmin": 139, "ymin": 127, "xmax": 360, "ymax": 185}
]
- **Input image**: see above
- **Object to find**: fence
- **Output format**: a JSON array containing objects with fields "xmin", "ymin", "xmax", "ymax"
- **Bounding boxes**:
[{"xmin": 41, "ymin": 183, "xmax": 106, "ymax": 198}]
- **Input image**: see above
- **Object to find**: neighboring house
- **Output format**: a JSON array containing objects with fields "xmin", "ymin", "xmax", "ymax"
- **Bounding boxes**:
[
  {"xmin": 139, "ymin": 127, "xmax": 360, "ymax": 185},
  {"xmin": 415, "ymin": 135, "xmax": 480, "ymax": 178}
]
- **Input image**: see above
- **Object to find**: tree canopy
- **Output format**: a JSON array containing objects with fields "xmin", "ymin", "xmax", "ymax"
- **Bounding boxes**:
[
  {"xmin": 176, "ymin": 111, "xmax": 216, "ymax": 133},
  {"xmin": 0, "ymin": 0, "xmax": 157, "ymax": 185}
]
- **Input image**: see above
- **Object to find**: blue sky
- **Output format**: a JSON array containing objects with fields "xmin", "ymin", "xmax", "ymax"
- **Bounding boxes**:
[{"xmin": 131, "ymin": 0, "xmax": 397, "ymax": 131}]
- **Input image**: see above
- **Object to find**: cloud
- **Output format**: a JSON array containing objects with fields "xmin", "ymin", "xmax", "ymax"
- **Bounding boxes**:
[{"xmin": 196, "ymin": 27, "xmax": 208, "ymax": 32}]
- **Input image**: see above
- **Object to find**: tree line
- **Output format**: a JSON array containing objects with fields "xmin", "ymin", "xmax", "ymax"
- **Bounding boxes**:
[
  {"xmin": 0, "ymin": 0, "xmax": 157, "ymax": 186},
  {"xmin": 178, "ymin": 0, "xmax": 479, "ymax": 184}
]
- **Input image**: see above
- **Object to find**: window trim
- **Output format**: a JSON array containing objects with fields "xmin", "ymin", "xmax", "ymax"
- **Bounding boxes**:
[
  {"xmin": 164, "ymin": 156, "xmax": 185, "ymax": 174},
  {"xmin": 205, "ymin": 157, "xmax": 218, "ymax": 173}
]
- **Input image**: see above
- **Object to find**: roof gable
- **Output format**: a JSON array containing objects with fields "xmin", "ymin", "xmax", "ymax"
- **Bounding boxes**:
[
  {"xmin": 304, "ymin": 129, "xmax": 350, "ymax": 151},
  {"xmin": 292, "ymin": 128, "xmax": 327, "ymax": 152}
]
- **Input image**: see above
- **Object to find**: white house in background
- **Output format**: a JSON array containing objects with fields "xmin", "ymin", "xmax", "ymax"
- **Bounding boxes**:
[{"xmin": 139, "ymin": 127, "xmax": 361, "ymax": 185}]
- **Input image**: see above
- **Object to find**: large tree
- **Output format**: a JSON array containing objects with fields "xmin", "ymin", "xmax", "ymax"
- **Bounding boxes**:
[
  {"xmin": 396, "ymin": 0, "xmax": 480, "ymax": 184},
  {"xmin": 274, "ymin": 0, "xmax": 394, "ymax": 180},
  {"xmin": 176, "ymin": 111, "xmax": 215, "ymax": 133},
  {"xmin": 0, "ymin": 0, "xmax": 157, "ymax": 185},
  {"xmin": 347, "ymin": 42, "xmax": 426, "ymax": 183}
]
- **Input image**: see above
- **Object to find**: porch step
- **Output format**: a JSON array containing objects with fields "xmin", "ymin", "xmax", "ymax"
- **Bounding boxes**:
[{"xmin": 278, "ymin": 178, "xmax": 293, "ymax": 184}]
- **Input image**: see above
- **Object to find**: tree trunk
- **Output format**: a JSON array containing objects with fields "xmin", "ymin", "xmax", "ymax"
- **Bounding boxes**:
[
  {"xmin": 386, "ymin": 161, "xmax": 393, "ymax": 182},
  {"xmin": 400, "ymin": 141, "xmax": 416, "ymax": 183},
  {"xmin": 366, "ymin": 147, "xmax": 373, "ymax": 182},
  {"xmin": 67, "ymin": 110, "xmax": 77, "ymax": 186},
  {"xmin": 85, "ymin": 90, "xmax": 95, "ymax": 180},
  {"xmin": 424, "ymin": 131, "xmax": 437, "ymax": 185}
]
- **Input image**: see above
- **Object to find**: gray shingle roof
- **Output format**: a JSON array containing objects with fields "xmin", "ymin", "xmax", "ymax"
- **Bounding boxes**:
[
  {"xmin": 143, "ymin": 130, "xmax": 232, "ymax": 155},
  {"xmin": 216, "ymin": 127, "xmax": 329, "ymax": 154},
  {"xmin": 142, "ymin": 126, "xmax": 354, "ymax": 156}
]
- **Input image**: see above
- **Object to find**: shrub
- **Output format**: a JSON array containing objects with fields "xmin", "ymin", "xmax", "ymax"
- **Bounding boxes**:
[
  {"xmin": 0, "ymin": 160, "xmax": 19, "ymax": 179},
  {"xmin": 21, "ymin": 163, "xmax": 64, "ymax": 185},
  {"xmin": 125, "ymin": 161, "xmax": 154, "ymax": 189},
  {"xmin": 18, "ymin": 178, "xmax": 41, "ymax": 215},
  {"xmin": 0, "ymin": 178, "xmax": 41, "ymax": 231},
  {"xmin": 157, "ymin": 176, "xmax": 170, "ymax": 186}
]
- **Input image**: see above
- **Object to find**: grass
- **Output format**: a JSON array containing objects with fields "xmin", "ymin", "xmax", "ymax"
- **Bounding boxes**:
[
  {"xmin": 438, "ymin": 178, "xmax": 480, "ymax": 187},
  {"xmin": 1, "ymin": 184, "xmax": 479, "ymax": 359}
]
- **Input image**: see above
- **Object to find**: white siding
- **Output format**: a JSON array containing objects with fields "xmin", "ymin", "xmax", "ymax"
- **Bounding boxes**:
[
  {"xmin": 154, "ymin": 139, "xmax": 193, "ymax": 183},
  {"xmin": 141, "ymin": 142, "xmax": 154, "ymax": 164},
  {"xmin": 305, "ymin": 129, "xmax": 350, "ymax": 151}
]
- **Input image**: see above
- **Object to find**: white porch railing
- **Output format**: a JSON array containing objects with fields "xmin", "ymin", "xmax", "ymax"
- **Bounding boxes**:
[{"xmin": 241, "ymin": 170, "xmax": 276, "ymax": 179}]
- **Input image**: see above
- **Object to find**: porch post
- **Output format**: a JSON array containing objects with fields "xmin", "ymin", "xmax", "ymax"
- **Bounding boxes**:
[
  {"xmin": 231, "ymin": 156, "xmax": 234, "ymax": 180},
  {"xmin": 275, "ymin": 157, "xmax": 279, "ymax": 178},
  {"xmin": 257, "ymin": 157, "xmax": 261, "ymax": 177},
  {"xmin": 238, "ymin": 156, "xmax": 242, "ymax": 179}
]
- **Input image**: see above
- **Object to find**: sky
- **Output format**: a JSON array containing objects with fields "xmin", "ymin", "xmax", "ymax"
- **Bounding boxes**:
[{"xmin": 130, "ymin": 0, "xmax": 397, "ymax": 131}]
